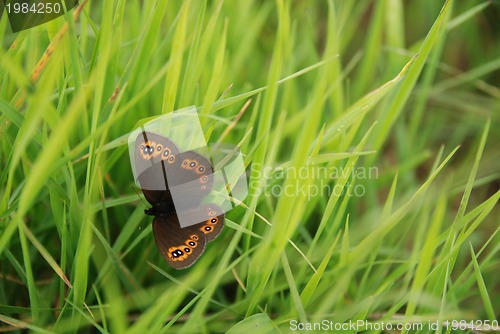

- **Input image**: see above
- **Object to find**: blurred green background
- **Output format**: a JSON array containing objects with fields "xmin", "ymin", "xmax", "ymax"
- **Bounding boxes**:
[{"xmin": 0, "ymin": 0, "xmax": 499, "ymax": 333}]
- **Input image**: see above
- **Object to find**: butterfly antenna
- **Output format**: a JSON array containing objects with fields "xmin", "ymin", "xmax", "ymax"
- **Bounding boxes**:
[{"xmin": 140, "ymin": 126, "xmax": 149, "ymax": 142}]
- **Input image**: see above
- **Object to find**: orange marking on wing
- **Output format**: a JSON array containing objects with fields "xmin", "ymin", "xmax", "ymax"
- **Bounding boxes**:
[{"xmin": 200, "ymin": 225, "xmax": 212, "ymax": 234}]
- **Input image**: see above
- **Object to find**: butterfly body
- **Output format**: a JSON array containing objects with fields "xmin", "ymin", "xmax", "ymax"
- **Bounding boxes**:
[
  {"xmin": 144, "ymin": 202, "xmax": 173, "ymax": 217},
  {"xmin": 134, "ymin": 132, "xmax": 224, "ymax": 269}
]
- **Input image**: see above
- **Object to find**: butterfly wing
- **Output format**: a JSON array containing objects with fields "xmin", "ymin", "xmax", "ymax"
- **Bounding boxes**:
[
  {"xmin": 182, "ymin": 204, "xmax": 225, "ymax": 241},
  {"xmin": 152, "ymin": 216, "xmax": 207, "ymax": 269},
  {"xmin": 135, "ymin": 132, "xmax": 181, "ymax": 205},
  {"xmin": 168, "ymin": 150, "xmax": 215, "ymax": 212},
  {"xmin": 135, "ymin": 131, "xmax": 180, "ymax": 178},
  {"xmin": 136, "ymin": 161, "xmax": 172, "ymax": 206}
]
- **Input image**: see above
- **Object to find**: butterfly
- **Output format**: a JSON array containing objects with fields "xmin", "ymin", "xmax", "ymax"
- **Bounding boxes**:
[{"xmin": 134, "ymin": 131, "xmax": 224, "ymax": 269}]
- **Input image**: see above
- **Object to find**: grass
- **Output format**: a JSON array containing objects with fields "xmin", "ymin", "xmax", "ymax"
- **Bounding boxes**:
[{"xmin": 1, "ymin": 0, "xmax": 499, "ymax": 333}]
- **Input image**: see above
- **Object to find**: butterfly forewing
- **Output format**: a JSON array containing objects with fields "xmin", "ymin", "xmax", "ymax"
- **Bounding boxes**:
[
  {"xmin": 137, "ymin": 161, "xmax": 172, "ymax": 206},
  {"xmin": 168, "ymin": 150, "xmax": 216, "ymax": 213},
  {"xmin": 135, "ymin": 132, "xmax": 180, "ymax": 178},
  {"xmin": 172, "ymin": 151, "xmax": 214, "ymax": 192}
]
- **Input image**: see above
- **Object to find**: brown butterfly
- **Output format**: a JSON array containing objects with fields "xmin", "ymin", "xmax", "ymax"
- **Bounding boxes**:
[{"xmin": 134, "ymin": 131, "xmax": 224, "ymax": 269}]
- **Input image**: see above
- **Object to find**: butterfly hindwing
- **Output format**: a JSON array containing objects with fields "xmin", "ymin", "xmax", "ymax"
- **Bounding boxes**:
[
  {"xmin": 152, "ymin": 216, "xmax": 207, "ymax": 269},
  {"xmin": 187, "ymin": 204, "xmax": 225, "ymax": 241}
]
